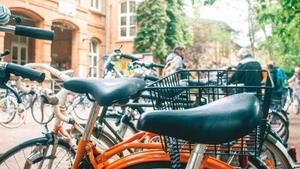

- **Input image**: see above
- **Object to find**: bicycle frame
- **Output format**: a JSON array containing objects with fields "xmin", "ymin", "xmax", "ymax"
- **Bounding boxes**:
[
  {"xmin": 73, "ymin": 119, "xmax": 237, "ymax": 169},
  {"xmin": 69, "ymin": 98, "xmax": 270, "ymax": 169}
]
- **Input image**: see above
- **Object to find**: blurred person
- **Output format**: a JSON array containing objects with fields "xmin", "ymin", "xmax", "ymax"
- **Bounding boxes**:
[
  {"xmin": 287, "ymin": 67, "xmax": 300, "ymax": 94},
  {"xmin": 164, "ymin": 46, "xmax": 194, "ymax": 79},
  {"xmin": 228, "ymin": 48, "xmax": 263, "ymax": 93},
  {"xmin": 269, "ymin": 61, "xmax": 285, "ymax": 99},
  {"xmin": 267, "ymin": 63, "xmax": 282, "ymax": 99}
]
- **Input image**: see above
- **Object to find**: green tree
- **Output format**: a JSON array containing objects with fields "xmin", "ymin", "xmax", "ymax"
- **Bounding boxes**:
[
  {"xmin": 134, "ymin": 0, "xmax": 169, "ymax": 61},
  {"xmin": 134, "ymin": 0, "xmax": 194, "ymax": 62},
  {"xmin": 257, "ymin": 0, "xmax": 300, "ymax": 76},
  {"xmin": 165, "ymin": 0, "xmax": 193, "ymax": 50}
]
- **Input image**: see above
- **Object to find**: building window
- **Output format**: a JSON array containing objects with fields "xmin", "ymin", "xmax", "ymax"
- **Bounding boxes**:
[
  {"xmin": 89, "ymin": 39, "xmax": 99, "ymax": 77},
  {"xmin": 119, "ymin": 0, "xmax": 136, "ymax": 39},
  {"xmin": 11, "ymin": 35, "xmax": 28, "ymax": 65},
  {"xmin": 91, "ymin": 0, "xmax": 101, "ymax": 11}
]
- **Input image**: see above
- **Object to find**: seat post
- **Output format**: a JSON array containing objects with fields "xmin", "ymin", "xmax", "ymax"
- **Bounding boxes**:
[
  {"xmin": 186, "ymin": 143, "xmax": 207, "ymax": 169},
  {"xmin": 81, "ymin": 102, "xmax": 101, "ymax": 141}
]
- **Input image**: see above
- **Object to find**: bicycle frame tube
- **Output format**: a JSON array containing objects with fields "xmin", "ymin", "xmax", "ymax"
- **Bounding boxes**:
[
  {"xmin": 72, "ymin": 102, "xmax": 100, "ymax": 168},
  {"xmin": 73, "ymin": 131, "xmax": 235, "ymax": 169},
  {"xmin": 107, "ymin": 151, "xmax": 235, "ymax": 169}
]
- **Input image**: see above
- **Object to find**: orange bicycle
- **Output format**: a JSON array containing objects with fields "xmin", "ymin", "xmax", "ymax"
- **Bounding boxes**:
[{"xmin": 0, "ymin": 69, "xmax": 273, "ymax": 168}]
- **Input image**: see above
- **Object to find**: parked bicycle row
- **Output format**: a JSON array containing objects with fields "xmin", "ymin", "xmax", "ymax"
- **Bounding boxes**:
[{"xmin": 0, "ymin": 5, "xmax": 299, "ymax": 169}]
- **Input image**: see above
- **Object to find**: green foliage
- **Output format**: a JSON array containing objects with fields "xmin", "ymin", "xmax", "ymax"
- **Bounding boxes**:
[
  {"xmin": 190, "ymin": 0, "xmax": 216, "ymax": 5},
  {"xmin": 134, "ymin": 0, "xmax": 194, "ymax": 61},
  {"xmin": 134, "ymin": 0, "xmax": 169, "ymax": 60},
  {"xmin": 257, "ymin": 0, "xmax": 300, "ymax": 76}
]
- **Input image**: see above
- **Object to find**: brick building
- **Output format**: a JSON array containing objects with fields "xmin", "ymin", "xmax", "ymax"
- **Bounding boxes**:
[{"xmin": 1, "ymin": 0, "xmax": 144, "ymax": 77}]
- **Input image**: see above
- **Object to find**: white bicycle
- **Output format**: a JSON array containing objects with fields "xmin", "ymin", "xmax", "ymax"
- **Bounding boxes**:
[{"xmin": 283, "ymin": 86, "xmax": 300, "ymax": 114}]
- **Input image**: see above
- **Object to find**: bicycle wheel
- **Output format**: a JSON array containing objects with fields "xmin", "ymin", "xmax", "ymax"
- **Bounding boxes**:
[
  {"xmin": 31, "ymin": 96, "xmax": 54, "ymax": 124},
  {"xmin": 71, "ymin": 96, "xmax": 92, "ymax": 120},
  {"xmin": 0, "ymin": 136, "xmax": 75, "ymax": 169},
  {"xmin": 0, "ymin": 96, "xmax": 26, "ymax": 128},
  {"xmin": 268, "ymin": 111, "xmax": 289, "ymax": 143},
  {"xmin": 260, "ymin": 138, "xmax": 291, "ymax": 169}
]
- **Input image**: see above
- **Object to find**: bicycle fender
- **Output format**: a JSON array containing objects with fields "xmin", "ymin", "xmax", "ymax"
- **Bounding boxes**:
[{"xmin": 266, "ymin": 135, "xmax": 296, "ymax": 168}]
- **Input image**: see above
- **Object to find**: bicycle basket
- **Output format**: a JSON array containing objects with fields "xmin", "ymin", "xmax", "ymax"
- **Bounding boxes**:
[{"xmin": 146, "ymin": 69, "xmax": 273, "ymax": 158}]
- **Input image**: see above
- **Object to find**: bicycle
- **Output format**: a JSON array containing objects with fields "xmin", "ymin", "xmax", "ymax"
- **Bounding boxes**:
[
  {"xmin": 0, "ymin": 79, "xmax": 265, "ymax": 168},
  {"xmin": 2, "ymin": 67, "xmax": 274, "ymax": 168},
  {"xmin": 96, "ymin": 48, "xmax": 163, "ymax": 139},
  {"xmin": 0, "ymin": 5, "xmax": 295, "ymax": 168},
  {"xmin": 3, "ymin": 68, "xmax": 300, "ymax": 169},
  {"xmin": 283, "ymin": 85, "xmax": 300, "ymax": 115},
  {"xmin": 0, "ymin": 80, "xmax": 51, "ymax": 128}
]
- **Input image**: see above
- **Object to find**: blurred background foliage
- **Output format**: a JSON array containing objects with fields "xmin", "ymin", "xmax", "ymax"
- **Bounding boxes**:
[{"xmin": 134, "ymin": 0, "xmax": 299, "ymax": 78}]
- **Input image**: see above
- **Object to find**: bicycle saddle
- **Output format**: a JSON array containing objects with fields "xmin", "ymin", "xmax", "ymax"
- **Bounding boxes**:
[
  {"xmin": 63, "ymin": 77, "xmax": 146, "ymax": 106},
  {"xmin": 137, "ymin": 93, "xmax": 262, "ymax": 144}
]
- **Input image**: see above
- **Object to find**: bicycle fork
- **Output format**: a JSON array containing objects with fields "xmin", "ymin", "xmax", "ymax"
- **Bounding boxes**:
[{"xmin": 25, "ymin": 132, "xmax": 59, "ymax": 169}]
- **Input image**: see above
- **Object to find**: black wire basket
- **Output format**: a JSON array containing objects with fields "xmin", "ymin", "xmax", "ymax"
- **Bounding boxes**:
[{"xmin": 146, "ymin": 69, "xmax": 273, "ymax": 158}]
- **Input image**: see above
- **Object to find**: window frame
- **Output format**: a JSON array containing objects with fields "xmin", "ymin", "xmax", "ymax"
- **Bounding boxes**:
[
  {"xmin": 11, "ymin": 35, "xmax": 28, "ymax": 65},
  {"xmin": 89, "ymin": 39, "xmax": 99, "ymax": 77},
  {"xmin": 119, "ymin": 0, "xmax": 136, "ymax": 39},
  {"xmin": 91, "ymin": 0, "xmax": 101, "ymax": 11}
]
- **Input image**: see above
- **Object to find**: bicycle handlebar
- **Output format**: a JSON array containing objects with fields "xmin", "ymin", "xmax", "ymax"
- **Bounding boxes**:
[
  {"xmin": 0, "ymin": 25, "xmax": 54, "ymax": 41},
  {"xmin": 121, "ymin": 53, "xmax": 138, "ymax": 61},
  {"xmin": 0, "ymin": 5, "xmax": 54, "ymax": 41},
  {"xmin": 0, "ymin": 62, "xmax": 45, "ymax": 83},
  {"xmin": 133, "ymin": 61, "xmax": 165, "ymax": 69},
  {"xmin": 144, "ymin": 74, "xmax": 160, "ymax": 82},
  {"xmin": 15, "ymin": 63, "xmax": 75, "ymax": 124}
]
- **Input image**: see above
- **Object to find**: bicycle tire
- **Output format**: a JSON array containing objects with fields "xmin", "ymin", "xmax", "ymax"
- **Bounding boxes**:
[
  {"xmin": 260, "ymin": 138, "xmax": 291, "ymax": 168},
  {"xmin": 277, "ymin": 109, "xmax": 289, "ymax": 125},
  {"xmin": 31, "ymin": 96, "xmax": 55, "ymax": 124},
  {"xmin": 268, "ymin": 111, "xmax": 289, "ymax": 143},
  {"xmin": 0, "ymin": 96, "xmax": 26, "ymax": 128},
  {"xmin": 71, "ymin": 95, "xmax": 92, "ymax": 120},
  {"xmin": 0, "ymin": 136, "xmax": 76, "ymax": 169}
]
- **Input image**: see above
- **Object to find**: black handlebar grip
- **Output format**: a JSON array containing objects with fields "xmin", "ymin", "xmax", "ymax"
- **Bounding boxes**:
[
  {"xmin": 6, "ymin": 63, "xmax": 45, "ymax": 83},
  {"xmin": 152, "ymin": 63, "xmax": 165, "ymax": 69},
  {"xmin": 144, "ymin": 74, "xmax": 160, "ymax": 82},
  {"xmin": 121, "ymin": 54, "xmax": 138, "ymax": 61},
  {"xmin": 15, "ymin": 25, "xmax": 54, "ymax": 41}
]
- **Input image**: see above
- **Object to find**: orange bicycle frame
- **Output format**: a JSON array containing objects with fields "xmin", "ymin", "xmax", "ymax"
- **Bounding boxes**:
[{"xmin": 71, "ymin": 131, "xmax": 235, "ymax": 169}]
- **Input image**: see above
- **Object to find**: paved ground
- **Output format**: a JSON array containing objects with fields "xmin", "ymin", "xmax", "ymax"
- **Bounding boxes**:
[{"xmin": 0, "ymin": 106, "xmax": 299, "ymax": 163}]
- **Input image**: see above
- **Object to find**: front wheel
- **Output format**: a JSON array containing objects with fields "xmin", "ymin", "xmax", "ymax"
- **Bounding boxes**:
[
  {"xmin": 0, "ymin": 96, "xmax": 26, "ymax": 129},
  {"xmin": 267, "ymin": 111, "xmax": 289, "ymax": 143},
  {"xmin": 260, "ymin": 138, "xmax": 292, "ymax": 169},
  {"xmin": 31, "ymin": 95, "xmax": 55, "ymax": 124},
  {"xmin": 0, "ymin": 136, "xmax": 76, "ymax": 168}
]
